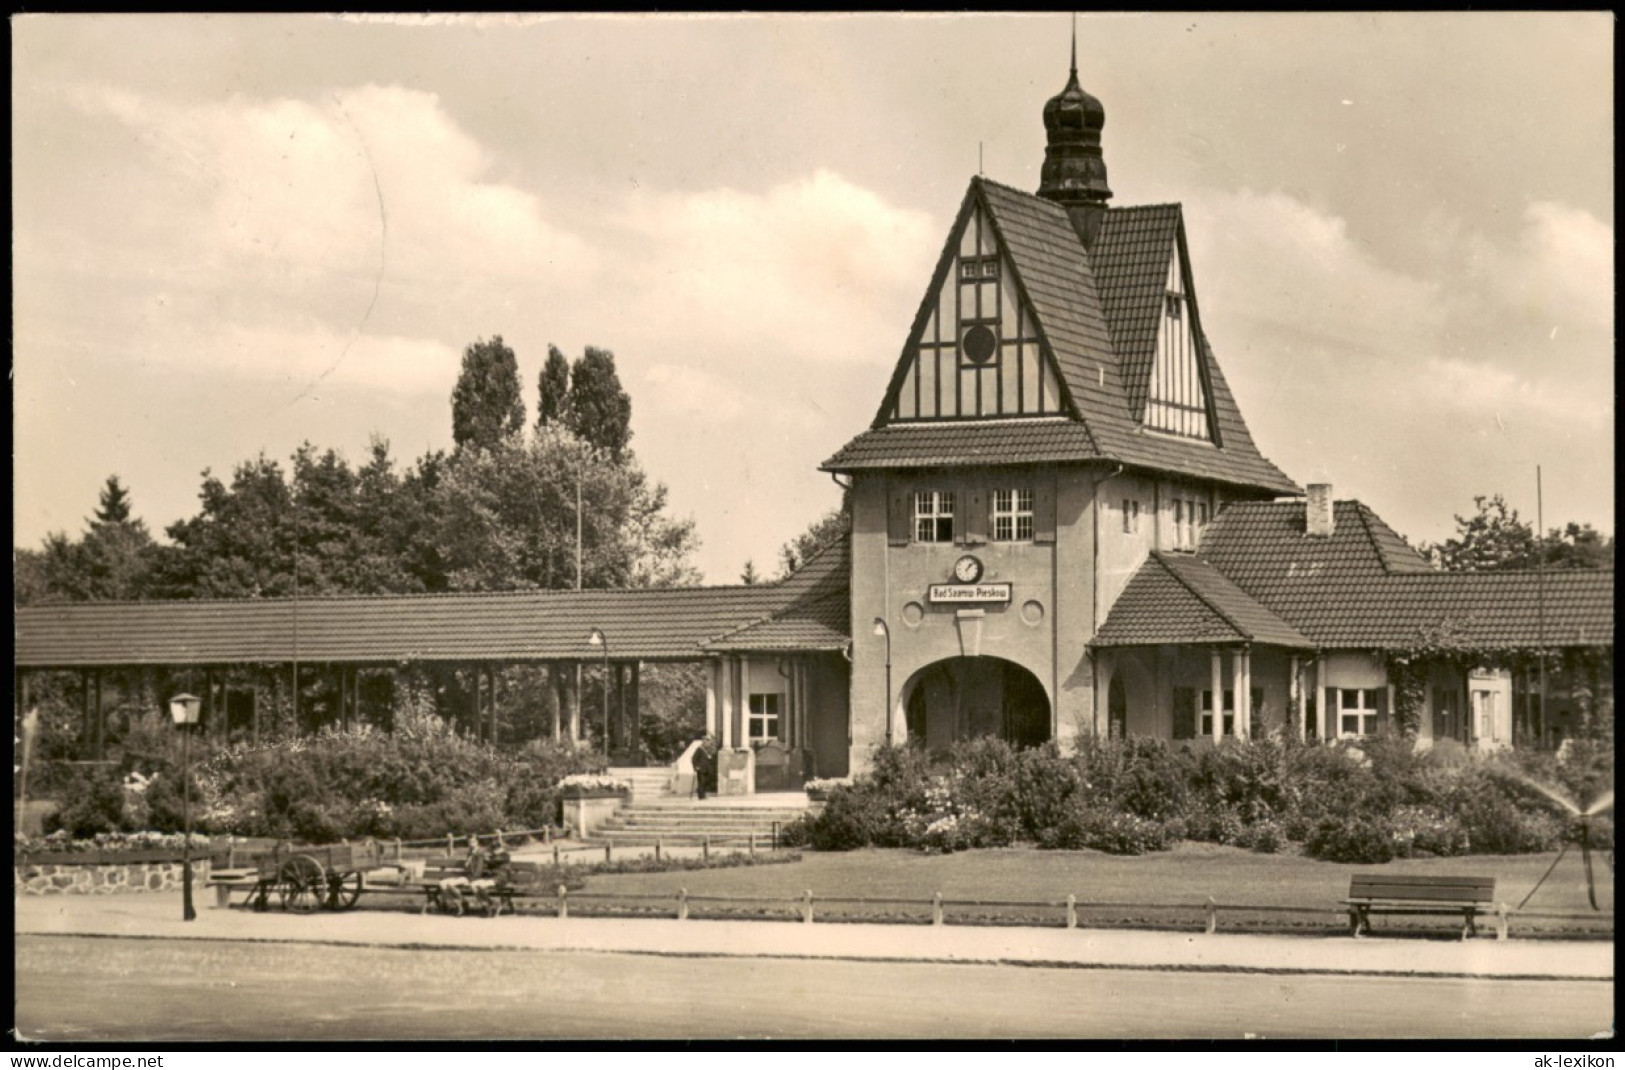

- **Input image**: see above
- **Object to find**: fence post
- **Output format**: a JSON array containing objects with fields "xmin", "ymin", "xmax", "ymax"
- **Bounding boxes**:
[
  {"xmin": 678, "ymin": 888, "xmax": 688, "ymax": 921},
  {"xmin": 703, "ymin": 838, "xmax": 711, "ymax": 866},
  {"xmin": 1204, "ymin": 897, "xmax": 1218, "ymax": 935},
  {"xmin": 1496, "ymin": 902, "xmax": 1509, "ymax": 942},
  {"xmin": 553, "ymin": 843, "xmax": 561, "ymax": 867},
  {"xmin": 802, "ymin": 889, "xmax": 814, "ymax": 924},
  {"xmin": 394, "ymin": 839, "xmax": 403, "ymax": 862},
  {"xmin": 1066, "ymin": 894, "xmax": 1077, "ymax": 930},
  {"xmin": 557, "ymin": 884, "xmax": 568, "ymax": 920},
  {"xmin": 227, "ymin": 839, "xmax": 237, "ymax": 869},
  {"xmin": 749, "ymin": 831, "xmax": 756, "ymax": 856},
  {"xmin": 772, "ymin": 821, "xmax": 779, "ymax": 850},
  {"xmin": 497, "ymin": 829, "xmax": 506, "ymax": 849},
  {"xmin": 447, "ymin": 833, "xmax": 455, "ymax": 857},
  {"xmin": 543, "ymin": 826, "xmax": 551, "ymax": 845},
  {"xmin": 932, "ymin": 892, "xmax": 943, "ymax": 927},
  {"xmin": 604, "ymin": 843, "xmax": 612, "ymax": 864},
  {"xmin": 655, "ymin": 837, "xmax": 663, "ymax": 862}
]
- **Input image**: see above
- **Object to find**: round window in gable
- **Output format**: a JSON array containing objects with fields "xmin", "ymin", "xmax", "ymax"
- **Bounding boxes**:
[{"xmin": 961, "ymin": 324, "xmax": 997, "ymax": 365}]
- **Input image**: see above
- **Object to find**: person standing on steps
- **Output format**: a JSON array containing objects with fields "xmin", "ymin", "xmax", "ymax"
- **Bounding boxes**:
[{"xmin": 691, "ymin": 735, "xmax": 715, "ymax": 800}]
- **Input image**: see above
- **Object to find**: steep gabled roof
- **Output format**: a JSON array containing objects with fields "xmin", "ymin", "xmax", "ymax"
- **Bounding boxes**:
[
  {"xmin": 824, "ymin": 178, "xmax": 1298, "ymax": 496},
  {"xmin": 1093, "ymin": 551, "xmax": 1312, "ymax": 649},
  {"xmin": 1197, "ymin": 500, "xmax": 1613, "ymax": 649},
  {"xmin": 15, "ymin": 538, "xmax": 855, "ymax": 668},
  {"xmin": 1090, "ymin": 203, "xmax": 1181, "ymax": 422}
]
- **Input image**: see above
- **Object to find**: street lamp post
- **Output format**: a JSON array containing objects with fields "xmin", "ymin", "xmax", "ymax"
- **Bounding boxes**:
[
  {"xmin": 587, "ymin": 629, "xmax": 609, "ymax": 756},
  {"xmin": 873, "ymin": 618, "xmax": 892, "ymax": 747},
  {"xmin": 168, "ymin": 693, "xmax": 203, "ymax": 921}
]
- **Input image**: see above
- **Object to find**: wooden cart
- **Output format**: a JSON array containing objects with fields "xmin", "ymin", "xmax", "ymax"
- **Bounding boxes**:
[{"xmin": 249, "ymin": 841, "xmax": 384, "ymax": 913}]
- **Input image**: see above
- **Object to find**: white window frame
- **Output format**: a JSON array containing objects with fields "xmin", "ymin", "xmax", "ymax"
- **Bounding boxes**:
[
  {"xmin": 914, "ymin": 490, "xmax": 955, "ymax": 543},
  {"xmin": 1338, "ymin": 688, "xmax": 1378, "ymax": 739},
  {"xmin": 992, "ymin": 488, "xmax": 1034, "ymax": 542},
  {"xmin": 1200, "ymin": 689, "xmax": 1235, "ymax": 737},
  {"xmin": 1170, "ymin": 493, "xmax": 1209, "ymax": 551},
  {"xmin": 748, "ymin": 692, "xmax": 782, "ymax": 744}
]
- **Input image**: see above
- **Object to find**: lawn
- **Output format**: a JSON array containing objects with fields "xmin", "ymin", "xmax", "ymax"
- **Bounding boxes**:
[{"xmin": 570, "ymin": 843, "xmax": 1615, "ymax": 937}]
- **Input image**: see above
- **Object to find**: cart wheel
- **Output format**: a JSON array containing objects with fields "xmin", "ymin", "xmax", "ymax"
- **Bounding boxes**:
[
  {"xmin": 279, "ymin": 854, "xmax": 326, "ymax": 913},
  {"xmin": 328, "ymin": 870, "xmax": 364, "ymax": 911}
]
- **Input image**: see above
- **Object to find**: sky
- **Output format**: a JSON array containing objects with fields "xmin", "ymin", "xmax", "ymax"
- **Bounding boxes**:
[{"xmin": 12, "ymin": 12, "xmax": 1614, "ymax": 583}]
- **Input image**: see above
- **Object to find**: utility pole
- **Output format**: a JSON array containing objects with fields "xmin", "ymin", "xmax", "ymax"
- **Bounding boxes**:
[{"xmin": 1536, "ymin": 465, "xmax": 1547, "ymax": 744}]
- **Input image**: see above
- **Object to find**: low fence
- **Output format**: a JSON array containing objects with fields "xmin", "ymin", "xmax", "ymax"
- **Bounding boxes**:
[{"xmin": 458, "ymin": 886, "xmax": 1612, "ymax": 940}]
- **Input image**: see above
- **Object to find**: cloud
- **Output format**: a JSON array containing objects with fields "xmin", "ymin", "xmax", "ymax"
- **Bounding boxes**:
[
  {"xmin": 614, "ymin": 169, "xmax": 937, "ymax": 367},
  {"xmin": 1478, "ymin": 200, "xmax": 1613, "ymax": 332},
  {"xmin": 57, "ymin": 80, "xmax": 598, "ymax": 302}
]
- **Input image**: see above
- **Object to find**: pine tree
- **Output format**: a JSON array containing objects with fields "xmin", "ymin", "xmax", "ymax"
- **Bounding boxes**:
[{"xmin": 450, "ymin": 335, "xmax": 526, "ymax": 451}]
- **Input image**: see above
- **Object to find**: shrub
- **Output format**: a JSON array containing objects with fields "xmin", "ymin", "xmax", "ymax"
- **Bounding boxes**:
[
  {"xmin": 1304, "ymin": 814, "xmax": 1398, "ymax": 864},
  {"xmin": 1391, "ymin": 805, "xmax": 1470, "ymax": 857},
  {"xmin": 1235, "ymin": 817, "xmax": 1288, "ymax": 854},
  {"xmin": 1047, "ymin": 799, "xmax": 1171, "ymax": 855},
  {"xmin": 807, "ymin": 788, "xmax": 882, "ymax": 851},
  {"xmin": 775, "ymin": 814, "xmax": 813, "ymax": 848},
  {"xmin": 1184, "ymin": 802, "xmax": 1247, "ymax": 847}
]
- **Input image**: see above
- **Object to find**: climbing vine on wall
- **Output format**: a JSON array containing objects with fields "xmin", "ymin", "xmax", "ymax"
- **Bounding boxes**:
[{"xmin": 1384, "ymin": 618, "xmax": 1537, "ymax": 739}]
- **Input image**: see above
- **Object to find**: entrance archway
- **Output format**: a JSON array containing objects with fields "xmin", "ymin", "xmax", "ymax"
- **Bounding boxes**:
[{"xmin": 903, "ymin": 656, "xmax": 1050, "ymax": 751}]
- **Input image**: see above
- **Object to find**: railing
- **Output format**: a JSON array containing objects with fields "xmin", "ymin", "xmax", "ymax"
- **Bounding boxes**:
[{"xmin": 516, "ymin": 887, "xmax": 1613, "ymax": 939}]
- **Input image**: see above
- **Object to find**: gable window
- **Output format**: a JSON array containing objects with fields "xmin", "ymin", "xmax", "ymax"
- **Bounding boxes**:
[
  {"xmin": 914, "ymin": 490, "xmax": 955, "ymax": 543},
  {"xmin": 992, "ymin": 489, "xmax": 1034, "ymax": 542},
  {"xmin": 1201, "ymin": 690, "xmax": 1235, "ymax": 737},
  {"xmin": 1122, "ymin": 498, "xmax": 1141, "ymax": 534},
  {"xmin": 1339, "ymin": 689, "xmax": 1378, "ymax": 739},
  {"xmin": 1170, "ymin": 493, "xmax": 1209, "ymax": 551},
  {"xmin": 960, "ymin": 256, "xmax": 998, "ymax": 281},
  {"xmin": 748, "ymin": 693, "xmax": 781, "ymax": 743},
  {"xmin": 1165, "ymin": 293, "xmax": 1183, "ymax": 320}
]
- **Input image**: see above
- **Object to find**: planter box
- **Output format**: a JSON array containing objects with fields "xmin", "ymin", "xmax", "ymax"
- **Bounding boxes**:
[{"xmin": 561, "ymin": 793, "xmax": 626, "ymax": 837}]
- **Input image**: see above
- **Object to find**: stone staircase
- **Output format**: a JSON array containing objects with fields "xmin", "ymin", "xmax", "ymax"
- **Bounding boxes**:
[
  {"xmin": 597, "ymin": 767, "xmax": 811, "ymax": 847},
  {"xmin": 610, "ymin": 765, "xmax": 679, "ymax": 803}
]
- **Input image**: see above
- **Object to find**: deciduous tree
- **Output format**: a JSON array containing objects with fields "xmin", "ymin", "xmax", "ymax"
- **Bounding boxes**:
[{"xmin": 450, "ymin": 335, "xmax": 526, "ymax": 452}]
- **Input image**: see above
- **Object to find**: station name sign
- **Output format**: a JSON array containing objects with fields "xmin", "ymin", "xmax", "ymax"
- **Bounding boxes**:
[{"xmin": 927, "ymin": 583, "xmax": 1013, "ymax": 604}]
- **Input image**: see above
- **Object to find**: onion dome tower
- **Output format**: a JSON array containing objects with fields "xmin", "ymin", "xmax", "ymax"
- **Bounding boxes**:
[{"xmin": 1037, "ymin": 24, "xmax": 1112, "ymax": 251}]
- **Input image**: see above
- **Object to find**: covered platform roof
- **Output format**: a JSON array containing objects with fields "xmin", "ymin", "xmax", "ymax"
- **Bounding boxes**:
[{"xmin": 16, "ymin": 540, "xmax": 851, "ymax": 669}]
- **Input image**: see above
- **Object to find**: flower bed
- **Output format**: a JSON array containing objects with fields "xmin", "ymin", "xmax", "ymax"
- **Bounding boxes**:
[{"xmin": 556, "ymin": 774, "xmax": 633, "ymax": 799}]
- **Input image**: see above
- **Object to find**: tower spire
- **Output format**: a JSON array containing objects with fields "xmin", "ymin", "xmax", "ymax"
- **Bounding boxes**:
[{"xmin": 1038, "ymin": 21, "xmax": 1112, "ymax": 250}]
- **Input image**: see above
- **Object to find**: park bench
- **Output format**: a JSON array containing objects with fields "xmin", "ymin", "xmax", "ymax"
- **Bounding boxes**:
[
  {"xmin": 206, "ymin": 867, "xmax": 263, "ymax": 909},
  {"xmin": 1343, "ymin": 873, "xmax": 1496, "ymax": 939},
  {"xmin": 416, "ymin": 855, "xmax": 517, "ymax": 917}
]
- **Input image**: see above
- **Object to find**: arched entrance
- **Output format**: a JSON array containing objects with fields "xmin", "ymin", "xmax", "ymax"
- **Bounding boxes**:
[{"xmin": 903, "ymin": 656, "xmax": 1050, "ymax": 751}]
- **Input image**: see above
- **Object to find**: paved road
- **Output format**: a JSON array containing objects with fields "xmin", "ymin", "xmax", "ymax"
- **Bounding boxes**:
[{"xmin": 16, "ymin": 936, "xmax": 1614, "ymax": 1041}]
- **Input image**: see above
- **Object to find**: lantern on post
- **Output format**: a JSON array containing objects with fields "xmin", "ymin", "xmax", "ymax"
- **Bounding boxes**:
[
  {"xmin": 587, "ymin": 629, "xmax": 610, "ymax": 755},
  {"xmin": 168, "ymin": 693, "xmax": 202, "ymax": 921}
]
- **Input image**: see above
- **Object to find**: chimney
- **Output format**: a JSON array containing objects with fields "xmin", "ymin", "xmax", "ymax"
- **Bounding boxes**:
[{"xmin": 1306, "ymin": 484, "xmax": 1334, "ymax": 538}]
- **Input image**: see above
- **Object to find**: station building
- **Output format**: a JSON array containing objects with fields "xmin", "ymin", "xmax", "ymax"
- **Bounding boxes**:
[{"xmin": 15, "ymin": 57, "xmax": 1613, "ymax": 792}]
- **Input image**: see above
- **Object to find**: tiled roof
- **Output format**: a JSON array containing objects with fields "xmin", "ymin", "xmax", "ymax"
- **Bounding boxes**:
[
  {"xmin": 705, "ymin": 590, "xmax": 850, "ymax": 652},
  {"xmin": 1093, "ymin": 552, "xmax": 1312, "ymax": 649},
  {"xmin": 15, "ymin": 538, "xmax": 854, "ymax": 668},
  {"xmin": 1091, "ymin": 204, "xmax": 1180, "ymax": 422},
  {"xmin": 823, "ymin": 179, "xmax": 1299, "ymax": 496},
  {"xmin": 1198, "ymin": 500, "xmax": 1613, "ymax": 648}
]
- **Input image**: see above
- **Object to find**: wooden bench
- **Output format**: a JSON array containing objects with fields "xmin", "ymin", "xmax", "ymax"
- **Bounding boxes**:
[
  {"xmin": 1343, "ymin": 874, "xmax": 1496, "ymax": 939},
  {"xmin": 205, "ymin": 867, "xmax": 263, "ymax": 909},
  {"xmin": 416, "ymin": 858, "xmax": 516, "ymax": 917}
]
